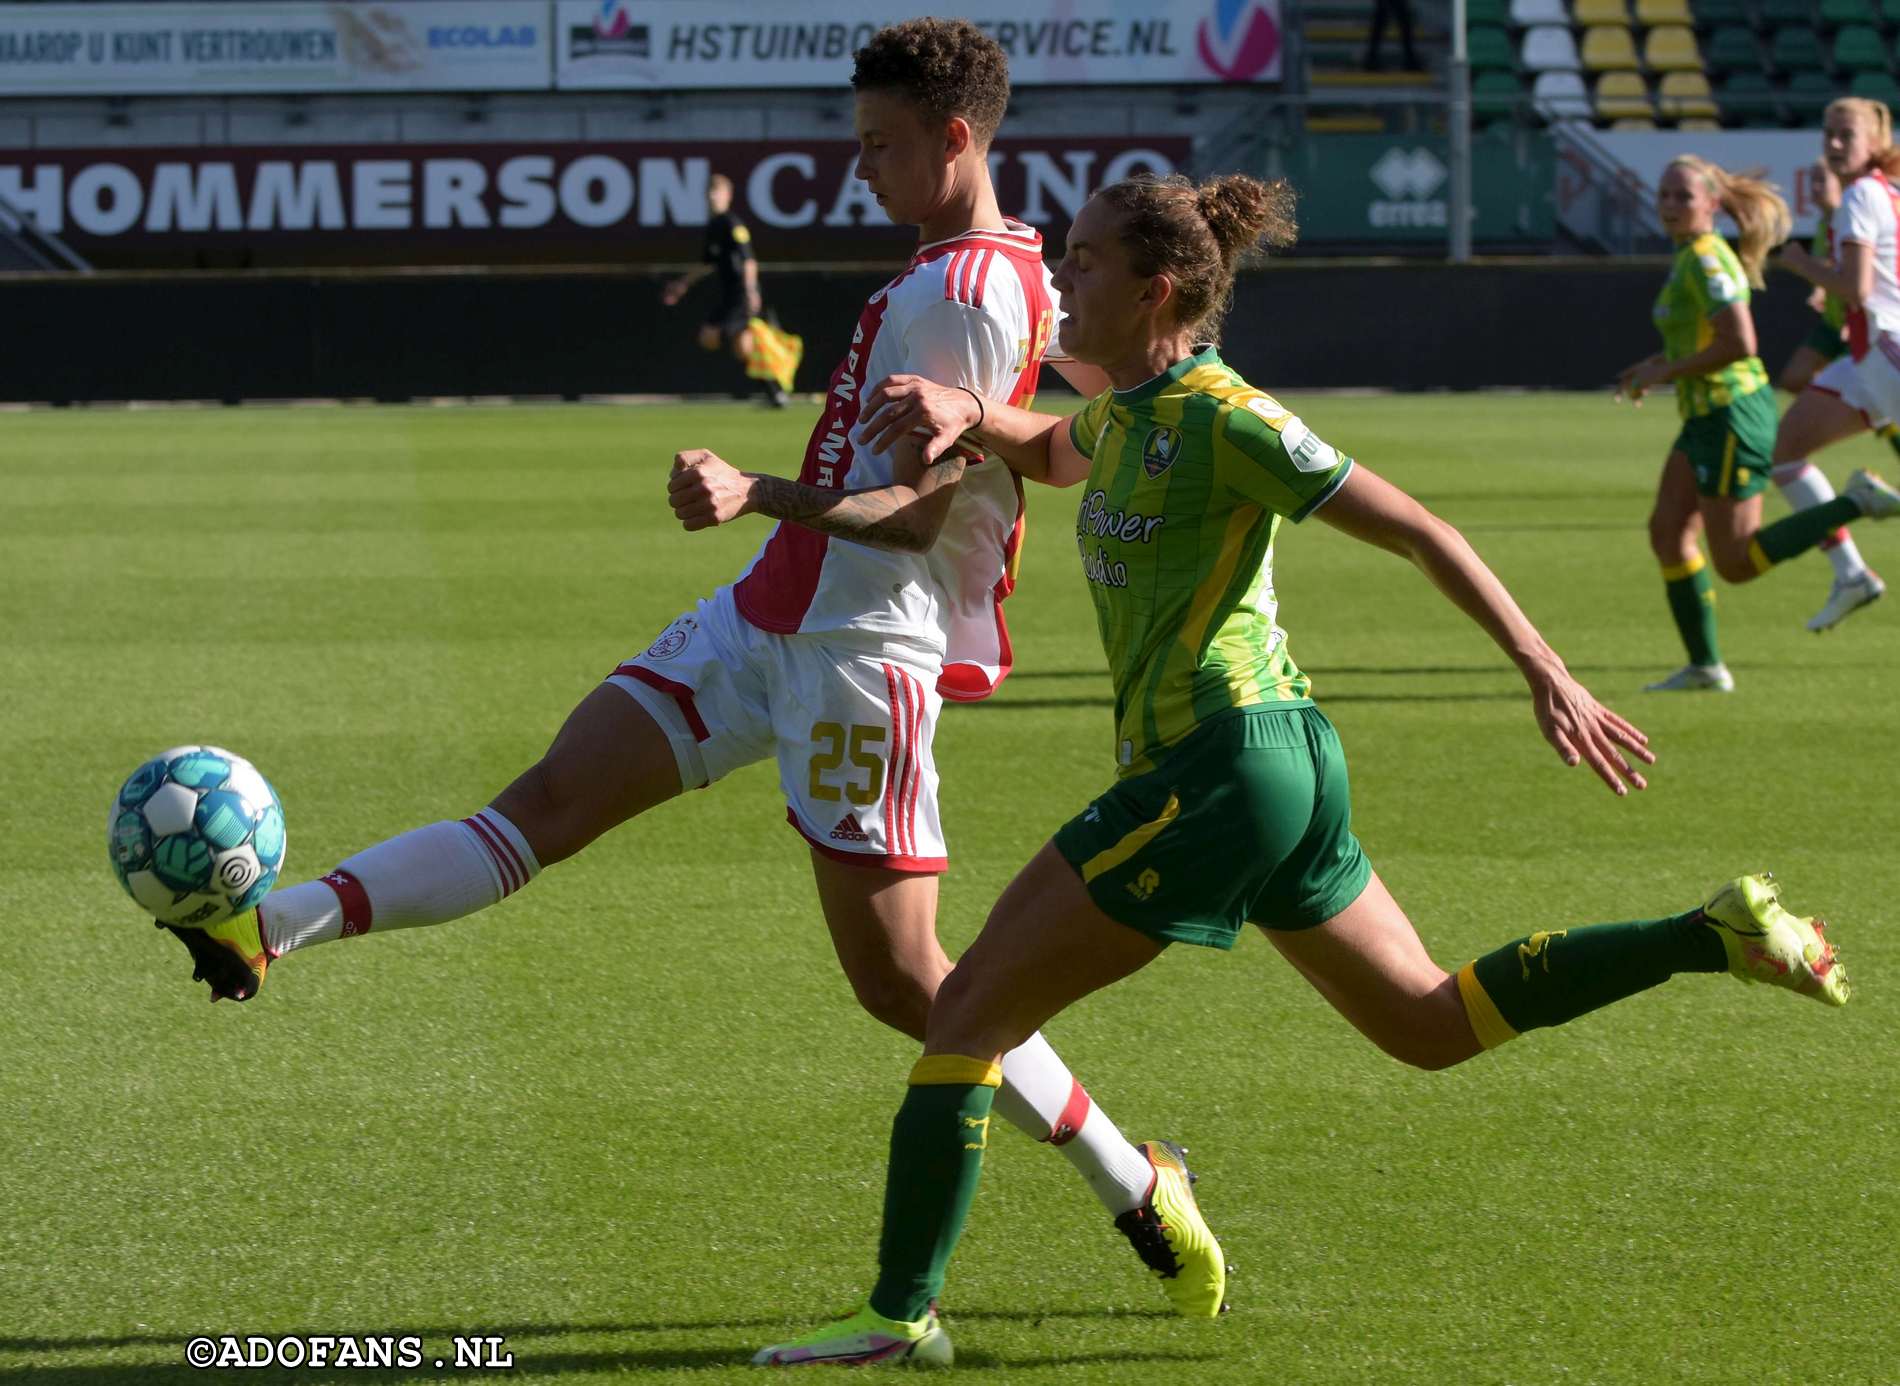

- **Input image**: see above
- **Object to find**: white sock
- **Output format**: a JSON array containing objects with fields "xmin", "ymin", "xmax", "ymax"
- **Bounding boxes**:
[
  {"xmin": 994, "ymin": 1031, "xmax": 1155, "ymax": 1214},
  {"xmin": 1774, "ymin": 461, "xmax": 1867, "ymax": 581},
  {"xmin": 260, "ymin": 808, "xmax": 540, "ymax": 955}
]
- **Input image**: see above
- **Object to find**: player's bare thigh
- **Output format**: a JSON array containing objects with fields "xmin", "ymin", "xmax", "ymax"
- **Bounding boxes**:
[
  {"xmin": 811, "ymin": 852, "xmax": 949, "ymax": 1040},
  {"xmin": 1774, "ymin": 386, "xmax": 1867, "ymax": 463},
  {"xmin": 1648, "ymin": 452, "xmax": 1704, "ymax": 565},
  {"xmin": 924, "ymin": 842, "xmax": 1166, "ymax": 1062},
  {"xmin": 1777, "ymin": 345, "xmax": 1830, "ymax": 396},
  {"xmin": 1262, "ymin": 870, "xmax": 1480, "ymax": 1071},
  {"xmin": 489, "ymin": 683, "xmax": 684, "ymax": 868}
]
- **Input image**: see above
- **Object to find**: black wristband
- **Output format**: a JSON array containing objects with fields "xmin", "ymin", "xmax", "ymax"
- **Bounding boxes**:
[{"xmin": 958, "ymin": 386, "xmax": 986, "ymax": 433}]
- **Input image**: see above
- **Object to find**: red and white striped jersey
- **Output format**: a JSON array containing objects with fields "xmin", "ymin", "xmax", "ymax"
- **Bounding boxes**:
[
  {"xmin": 1838, "ymin": 170, "xmax": 1900, "ymax": 359},
  {"xmin": 731, "ymin": 219, "xmax": 1058, "ymax": 700}
]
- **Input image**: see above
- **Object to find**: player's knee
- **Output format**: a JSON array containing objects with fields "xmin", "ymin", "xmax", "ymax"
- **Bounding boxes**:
[
  {"xmin": 1710, "ymin": 548, "xmax": 1758, "ymax": 584},
  {"xmin": 1647, "ymin": 511, "xmax": 1690, "ymax": 562},
  {"xmin": 924, "ymin": 964, "xmax": 1027, "ymax": 1057}
]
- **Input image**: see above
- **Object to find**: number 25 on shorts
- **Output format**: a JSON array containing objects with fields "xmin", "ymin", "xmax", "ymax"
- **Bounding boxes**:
[{"xmin": 808, "ymin": 722, "xmax": 887, "ymax": 806}]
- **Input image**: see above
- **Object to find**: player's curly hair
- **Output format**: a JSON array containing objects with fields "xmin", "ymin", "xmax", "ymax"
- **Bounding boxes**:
[
  {"xmin": 852, "ymin": 18, "xmax": 1010, "ymax": 149},
  {"xmin": 1094, "ymin": 173, "xmax": 1298, "ymax": 341}
]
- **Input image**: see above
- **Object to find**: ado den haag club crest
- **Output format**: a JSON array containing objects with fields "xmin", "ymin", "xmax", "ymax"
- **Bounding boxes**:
[{"xmin": 1142, "ymin": 425, "xmax": 1183, "ymax": 479}]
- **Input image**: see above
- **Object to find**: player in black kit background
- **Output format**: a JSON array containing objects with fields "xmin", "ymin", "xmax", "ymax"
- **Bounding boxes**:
[{"xmin": 662, "ymin": 173, "xmax": 802, "ymax": 407}]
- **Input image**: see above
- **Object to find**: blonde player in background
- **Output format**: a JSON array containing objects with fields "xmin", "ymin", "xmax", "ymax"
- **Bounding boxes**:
[
  {"xmin": 163, "ymin": 18, "xmax": 1222, "ymax": 1316},
  {"xmin": 1619, "ymin": 155, "xmax": 1898, "ymax": 693}
]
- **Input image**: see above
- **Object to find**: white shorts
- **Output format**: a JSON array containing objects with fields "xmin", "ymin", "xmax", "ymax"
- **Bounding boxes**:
[
  {"xmin": 607, "ymin": 586, "xmax": 947, "ymax": 872},
  {"xmin": 1810, "ymin": 348, "xmax": 1900, "ymax": 429}
]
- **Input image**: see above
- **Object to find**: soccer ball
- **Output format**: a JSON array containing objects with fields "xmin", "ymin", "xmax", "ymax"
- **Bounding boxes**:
[{"xmin": 107, "ymin": 745, "xmax": 286, "ymax": 927}]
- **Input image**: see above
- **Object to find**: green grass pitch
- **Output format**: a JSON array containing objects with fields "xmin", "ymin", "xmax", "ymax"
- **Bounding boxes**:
[{"xmin": 2, "ymin": 393, "xmax": 1896, "ymax": 1384}]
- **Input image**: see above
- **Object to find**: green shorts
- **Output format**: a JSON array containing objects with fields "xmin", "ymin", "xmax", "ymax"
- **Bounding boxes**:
[
  {"xmin": 1671, "ymin": 388, "xmax": 1776, "ymax": 500},
  {"xmin": 1803, "ymin": 320, "xmax": 1848, "ymax": 362},
  {"xmin": 1052, "ymin": 703, "xmax": 1372, "ymax": 950}
]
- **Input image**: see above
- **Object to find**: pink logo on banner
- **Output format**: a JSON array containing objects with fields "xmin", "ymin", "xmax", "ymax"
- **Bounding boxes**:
[
  {"xmin": 594, "ymin": 0, "xmax": 630, "ymax": 39},
  {"xmin": 1196, "ymin": 0, "xmax": 1281, "ymax": 82}
]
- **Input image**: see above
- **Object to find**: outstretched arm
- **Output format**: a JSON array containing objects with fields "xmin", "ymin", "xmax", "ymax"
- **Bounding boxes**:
[
  {"xmin": 1314, "ymin": 463, "xmax": 1655, "ymax": 796},
  {"xmin": 667, "ymin": 438, "xmax": 964, "ymax": 554},
  {"xmin": 858, "ymin": 373, "xmax": 1094, "ymax": 487}
]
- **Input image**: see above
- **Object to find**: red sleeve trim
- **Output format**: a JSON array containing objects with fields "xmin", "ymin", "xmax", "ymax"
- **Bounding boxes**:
[{"xmin": 785, "ymin": 808, "xmax": 947, "ymax": 874}]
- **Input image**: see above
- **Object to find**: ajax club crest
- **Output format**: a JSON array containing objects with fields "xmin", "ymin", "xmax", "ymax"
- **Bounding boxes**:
[{"xmin": 1142, "ymin": 425, "xmax": 1183, "ymax": 479}]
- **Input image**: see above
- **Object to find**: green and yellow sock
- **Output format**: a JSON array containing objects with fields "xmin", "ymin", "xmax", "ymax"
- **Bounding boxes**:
[
  {"xmin": 867, "ymin": 1055, "xmax": 1001, "ymax": 1324},
  {"xmin": 1662, "ymin": 553, "xmax": 1721, "ymax": 667},
  {"xmin": 1456, "ymin": 911, "xmax": 1727, "ymax": 1048},
  {"xmin": 1750, "ymin": 495, "xmax": 1862, "ymax": 571}
]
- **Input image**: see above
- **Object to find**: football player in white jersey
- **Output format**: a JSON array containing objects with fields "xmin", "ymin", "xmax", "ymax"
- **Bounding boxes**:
[
  {"xmin": 1774, "ymin": 97, "xmax": 1900, "ymax": 631},
  {"xmin": 164, "ymin": 17, "xmax": 1223, "ymax": 1317}
]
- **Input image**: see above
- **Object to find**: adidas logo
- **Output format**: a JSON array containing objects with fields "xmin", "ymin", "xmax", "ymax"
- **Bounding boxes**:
[{"xmin": 830, "ymin": 814, "xmax": 870, "ymax": 843}]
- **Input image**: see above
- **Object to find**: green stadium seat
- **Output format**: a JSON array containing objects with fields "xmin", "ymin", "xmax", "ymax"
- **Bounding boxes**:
[
  {"xmin": 1718, "ymin": 69, "xmax": 1784, "ymax": 122},
  {"xmin": 1758, "ymin": 0, "xmax": 1816, "ymax": 25},
  {"xmin": 1784, "ymin": 68, "xmax": 1838, "ymax": 120},
  {"xmin": 1880, "ymin": 0, "xmax": 1900, "ymax": 28},
  {"xmin": 1469, "ymin": 24, "xmax": 1518, "ymax": 68},
  {"xmin": 1659, "ymin": 69, "xmax": 1723, "ymax": 115},
  {"xmin": 1646, "ymin": 24, "xmax": 1707, "ymax": 66},
  {"xmin": 1818, "ymin": 0, "xmax": 1877, "ymax": 25},
  {"xmin": 1466, "ymin": 0, "xmax": 1510, "ymax": 24},
  {"xmin": 1690, "ymin": 0, "xmax": 1751, "ymax": 27},
  {"xmin": 1770, "ymin": 24, "xmax": 1831, "ymax": 68},
  {"xmin": 1832, "ymin": 23, "xmax": 1889, "ymax": 66},
  {"xmin": 1597, "ymin": 69, "xmax": 1657, "ymax": 115},
  {"xmin": 1704, "ymin": 24, "xmax": 1765, "ymax": 70},
  {"xmin": 1850, "ymin": 69, "xmax": 1900, "ymax": 99},
  {"xmin": 1474, "ymin": 69, "xmax": 1526, "ymax": 117}
]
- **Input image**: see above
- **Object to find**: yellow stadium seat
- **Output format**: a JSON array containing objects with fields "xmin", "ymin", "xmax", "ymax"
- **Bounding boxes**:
[
  {"xmin": 1613, "ymin": 116, "xmax": 1660, "ymax": 128},
  {"xmin": 1658, "ymin": 70, "xmax": 1720, "ymax": 117},
  {"xmin": 1634, "ymin": 0, "xmax": 1694, "ymax": 24},
  {"xmin": 1582, "ymin": 24, "xmax": 1643, "ymax": 69},
  {"xmin": 1644, "ymin": 24, "xmax": 1704, "ymax": 70},
  {"xmin": 1597, "ymin": 70, "xmax": 1656, "ymax": 117},
  {"xmin": 1572, "ymin": 0, "xmax": 1630, "ymax": 23}
]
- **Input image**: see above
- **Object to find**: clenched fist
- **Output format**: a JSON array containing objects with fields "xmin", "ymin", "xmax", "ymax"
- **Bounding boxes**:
[{"xmin": 669, "ymin": 449, "xmax": 757, "ymax": 531}]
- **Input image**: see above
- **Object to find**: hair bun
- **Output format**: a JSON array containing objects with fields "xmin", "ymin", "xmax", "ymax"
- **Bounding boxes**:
[{"xmin": 1198, "ymin": 175, "xmax": 1299, "ymax": 262}]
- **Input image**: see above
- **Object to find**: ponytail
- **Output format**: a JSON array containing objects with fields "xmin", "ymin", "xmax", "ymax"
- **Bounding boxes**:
[{"xmin": 1666, "ymin": 155, "xmax": 1791, "ymax": 289}]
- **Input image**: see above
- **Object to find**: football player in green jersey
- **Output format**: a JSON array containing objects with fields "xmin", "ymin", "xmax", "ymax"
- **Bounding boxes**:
[
  {"xmin": 1619, "ymin": 154, "xmax": 1898, "ymax": 692},
  {"xmin": 752, "ymin": 172, "xmax": 1850, "ymax": 1367}
]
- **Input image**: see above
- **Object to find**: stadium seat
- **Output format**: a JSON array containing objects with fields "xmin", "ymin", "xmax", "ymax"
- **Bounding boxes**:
[
  {"xmin": 1881, "ymin": 0, "xmax": 1900, "ymax": 28},
  {"xmin": 1850, "ymin": 70, "xmax": 1900, "ymax": 100},
  {"xmin": 1466, "ymin": 0, "xmax": 1511, "ymax": 24},
  {"xmin": 1582, "ymin": 24, "xmax": 1644, "ymax": 67},
  {"xmin": 1679, "ymin": 116, "xmax": 1726, "ymax": 127},
  {"xmin": 1770, "ymin": 25, "xmax": 1831, "ymax": 69},
  {"xmin": 1613, "ymin": 115, "xmax": 1662, "ymax": 126},
  {"xmin": 1718, "ymin": 69, "xmax": 1784, "ymax": 122},
  {"xmin": 1659, "ymin": 69, "xmax": 1724, "ymax": 115},
  {"xmin": 1704, "ymin": 25, "xmax": 1765, "ymax": 71},
  {"xmin": 1474, "ymin": 69, "xmax": 1527, "ymax": 116},
  {"xmin": 1832, "ymin": 24, "xmax": 1889, "ymax": 67},
  {"xmin": 1818, "ymin": 0, "xmax": 1877, "ymax": 25},
  {"xmin": 1646, "ymin": 25, "xmax": 1707, "ymax": 67},
  {"xmin": 1469, "ymin": 25, "xmax": 1519, "ymax": 68},
  {"xmin": 1689, "ymin": 0, "xmax": 1751, "ymax": 30},
  {"xmin": 1597, "ymin": 70, "xmax": 1658, "ymax": 115},
  {"xmin": 1636, "ymin": 0, "xmax": 1697, "ymax": 23},
  {"xmin": 1510, "ymin": 0, "xmax": 1569, "ymax": 24},
  {"xmin": 1522, "ymin": 23, "xmax": 1584, "ymax": 67},
  {"xmin": 1573, "ymin": 0, "xmax": 1631, "ymax": 23},
  {"xmin": 1784, "ymin": 68, "xmax": 1838, "ymax": 120},
  {"xmin": 1757, "ymin": 0, "xmax": 1816, "ymax": 25},
  {"xmin": 1533, "ymin": 68, "xmax": 1597, "ymax": 115}
]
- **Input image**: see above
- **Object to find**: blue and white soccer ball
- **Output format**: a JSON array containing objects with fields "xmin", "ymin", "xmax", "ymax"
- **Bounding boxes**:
[{"xmin": 107, "ymin": 745, "xmax": 286, "ymax": 927}]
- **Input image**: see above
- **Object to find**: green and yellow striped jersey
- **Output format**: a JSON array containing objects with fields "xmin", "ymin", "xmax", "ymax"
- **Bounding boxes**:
[
  {"xmin": 1815, "ymin": 209, "xmax": 1847, "ymax": 332},
  {"xmin": 1066, "ymin": 345, "xmax": 1353, "ymax": 777},
  {"xmin": 1652, "ymin": 231, "xmax": 1771, "ymax": 418}
]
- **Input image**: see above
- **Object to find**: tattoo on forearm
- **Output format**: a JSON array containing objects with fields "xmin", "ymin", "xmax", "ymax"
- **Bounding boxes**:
[{"xmin": 750, "ymin": 462, "xmax": 965, "ymax": 552}]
